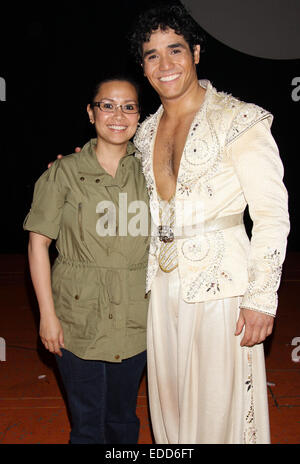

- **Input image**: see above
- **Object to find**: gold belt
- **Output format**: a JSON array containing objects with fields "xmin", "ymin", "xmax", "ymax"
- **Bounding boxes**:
[{"xmin": 158, "ymin": 213, "xmax": 243, "ymax": 273}]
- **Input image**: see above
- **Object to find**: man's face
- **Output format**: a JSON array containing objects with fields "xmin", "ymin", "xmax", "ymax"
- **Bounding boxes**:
[{"xmin": 142, "ymin": 28, "xmax": 200, "ymax": 101}]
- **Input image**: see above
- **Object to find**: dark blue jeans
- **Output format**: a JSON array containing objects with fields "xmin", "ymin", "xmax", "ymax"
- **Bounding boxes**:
[{"xmin": 55, "ymin": 349, "xmax": 146, "ymax": 444}]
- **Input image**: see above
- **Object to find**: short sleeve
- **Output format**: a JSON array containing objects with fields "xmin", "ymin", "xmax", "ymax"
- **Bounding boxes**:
[{"xmin": 23, "ymin": 160, "xmax": 67, "ymax": 240}]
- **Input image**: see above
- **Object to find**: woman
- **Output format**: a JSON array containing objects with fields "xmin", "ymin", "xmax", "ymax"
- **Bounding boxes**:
[{"xmin": 23, "ymin": 76, "xmax": 150, "ymax": 444}]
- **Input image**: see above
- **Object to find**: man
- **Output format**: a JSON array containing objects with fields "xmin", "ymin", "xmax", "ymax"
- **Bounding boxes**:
[{"xmin": 129, "ymin": 3, "xmax": 289, "ymax": 444}]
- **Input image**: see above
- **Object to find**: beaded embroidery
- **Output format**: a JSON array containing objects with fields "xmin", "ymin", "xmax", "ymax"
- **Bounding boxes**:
[
  {"xmin": 244, "ymin": 349, "xmax": 257, "ymax": 444},
  {"xmin": 184, "ymin": 231, "xmax": 228, "ymax": 299},
  {"xmin": 176, "ymin": 87, "xmax": 223, "ymax": 200},
  {"xmin": 241, "ymin": 248, "xmax": 282, "ymax": 315},
  {"xmin": 134, "ymin": 81, "xmax": 283, "ymax": 312},
  {"xmin": 158, "ymin": 197, "xmax": 178, "ymax": 272},
  {"xmin": 226, "ymin": 103, "xmax": 271, "ymax": 146}
]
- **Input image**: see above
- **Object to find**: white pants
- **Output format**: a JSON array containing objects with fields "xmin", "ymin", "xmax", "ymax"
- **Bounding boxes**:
[{"xmin": 147, "ymin": 268, "xmax": 270, "ymax": 444}]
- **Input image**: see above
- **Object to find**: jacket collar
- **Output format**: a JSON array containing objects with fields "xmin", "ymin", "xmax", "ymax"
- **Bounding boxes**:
[{"xmin": 76, "ymin": 138, "xmax": 136, "ymax": 174}]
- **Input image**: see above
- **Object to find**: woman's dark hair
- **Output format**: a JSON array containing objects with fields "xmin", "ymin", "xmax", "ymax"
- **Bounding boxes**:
[
  {"xmin": 128, "ymin": 2, "xmax": 206, "ymax": 65},
  {"xmin": 90, "ymin": 74, "xmax": 141, "ymax": 105}
]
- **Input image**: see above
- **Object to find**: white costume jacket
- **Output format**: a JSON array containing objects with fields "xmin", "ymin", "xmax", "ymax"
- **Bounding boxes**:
[{"xmin": 134, "ymin": 80, "xmax": 290, "ymax": 317}]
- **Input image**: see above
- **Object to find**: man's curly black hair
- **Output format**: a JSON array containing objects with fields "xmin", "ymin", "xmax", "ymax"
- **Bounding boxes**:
[{"xmin": 128, "ymin": 2, "xmax": 206, "ymax": 65}]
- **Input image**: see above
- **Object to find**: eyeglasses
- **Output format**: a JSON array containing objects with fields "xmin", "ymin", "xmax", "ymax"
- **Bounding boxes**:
[{"xmin": 91, "ymin": 101, "xmax": 139, "ymax": 114}]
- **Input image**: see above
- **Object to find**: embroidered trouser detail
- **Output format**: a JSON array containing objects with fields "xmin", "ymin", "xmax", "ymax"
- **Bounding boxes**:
[{"xmin": 147, "ymin": 268, "xmax": 270, "ymax": 444}]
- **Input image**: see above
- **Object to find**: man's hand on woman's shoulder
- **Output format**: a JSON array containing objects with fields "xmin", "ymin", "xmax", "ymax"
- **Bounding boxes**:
[{"xmin": 47, "ymin": 147, "xmax": 82, "ymax": 168}]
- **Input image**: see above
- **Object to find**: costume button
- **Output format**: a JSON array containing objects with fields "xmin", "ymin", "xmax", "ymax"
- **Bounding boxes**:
[
  {"xmin": 109, "ymin": 314, "xmax": 113, "ymax": 319},
  {"xmin": 95, "ymin": 178, "xmax": 100, "ymax": 183},
  {"xmin": 74, "ymin": 294, "xmax": 80, "ymax": 300},
  {"xmin": 80, "ymin": 176, "xmax": 85, "ymax": 181},
  {"xmin": 114, "ymin": 355, "xmax": 120, "ymax": 360}
]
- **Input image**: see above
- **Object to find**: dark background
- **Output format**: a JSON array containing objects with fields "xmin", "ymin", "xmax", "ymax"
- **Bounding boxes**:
[{"xmin": 0, "ymin": 0, "xmax": 299, "ymax": 253}]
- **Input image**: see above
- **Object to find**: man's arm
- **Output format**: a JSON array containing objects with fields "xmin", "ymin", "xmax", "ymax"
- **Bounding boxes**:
[{"xmin": 228, "ymin": 118, "xmax": 289, "ymax": 347}]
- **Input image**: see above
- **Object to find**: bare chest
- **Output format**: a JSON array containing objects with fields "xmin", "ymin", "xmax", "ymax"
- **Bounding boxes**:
[{"xmin": 153, "ymin": 116, "xmax": 195, "ymax": 200}]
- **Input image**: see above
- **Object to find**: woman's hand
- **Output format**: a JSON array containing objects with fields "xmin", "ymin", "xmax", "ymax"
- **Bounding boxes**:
[
  {"xmin": 28, "ymin": 232, "xmax": 65, "ymax": 357},
  {"xmin": 40, "ymin": 313, "xmax": 65, "ymax": 357}
]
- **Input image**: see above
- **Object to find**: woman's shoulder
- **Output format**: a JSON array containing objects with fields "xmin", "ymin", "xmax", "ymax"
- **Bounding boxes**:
[
  {"xmin": 38, "ymin": 152, "xmax": 79, "ymax": 186},
  {"xmin": 55, "ymin": 141, "xmax": 93, "ymax": 172}
]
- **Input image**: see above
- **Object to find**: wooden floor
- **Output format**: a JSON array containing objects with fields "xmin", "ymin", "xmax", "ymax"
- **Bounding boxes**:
[{"xmin": 0, "ymin": 253, "xmax": 299, "ymax": 444}]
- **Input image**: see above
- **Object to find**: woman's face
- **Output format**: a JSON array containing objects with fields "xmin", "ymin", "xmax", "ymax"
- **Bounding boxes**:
[{"xmin": 87, "ymin": 80, "xmax": 140, "ymax": 146}]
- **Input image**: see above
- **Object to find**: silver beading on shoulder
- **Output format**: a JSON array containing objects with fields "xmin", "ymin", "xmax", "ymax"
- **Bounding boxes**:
[{"xmin": 226, "ymin": 102, "xmax": 271, "ymax": 146}]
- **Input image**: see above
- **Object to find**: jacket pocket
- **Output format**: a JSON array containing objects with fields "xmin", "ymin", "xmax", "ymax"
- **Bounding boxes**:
[
  {"xmin": 78, "ymin": 202, "xmax": 85, "ymax": 242},
  {"xmin": 127, "ymin": 268, "xmax": 148, "ymax": 331},
  {"xmin": 54, "ymin": 277, "xmax": 99, "ymax": 340},
  {"xmin": 105, "ymin": 270, "xmax": 122, "ymax": 305},
  {"xmin": 128, "ymin": 267, "xmax": 147, "ymax": 302},
  {"xmin": 77, "ymin": 202, "xmax": 96, "ymax": 262}
]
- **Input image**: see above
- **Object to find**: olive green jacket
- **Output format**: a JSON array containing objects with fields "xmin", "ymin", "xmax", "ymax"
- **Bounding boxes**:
[{"xmin": 24, "ymin": 139, "xmax": 150, "ymax": 361}]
